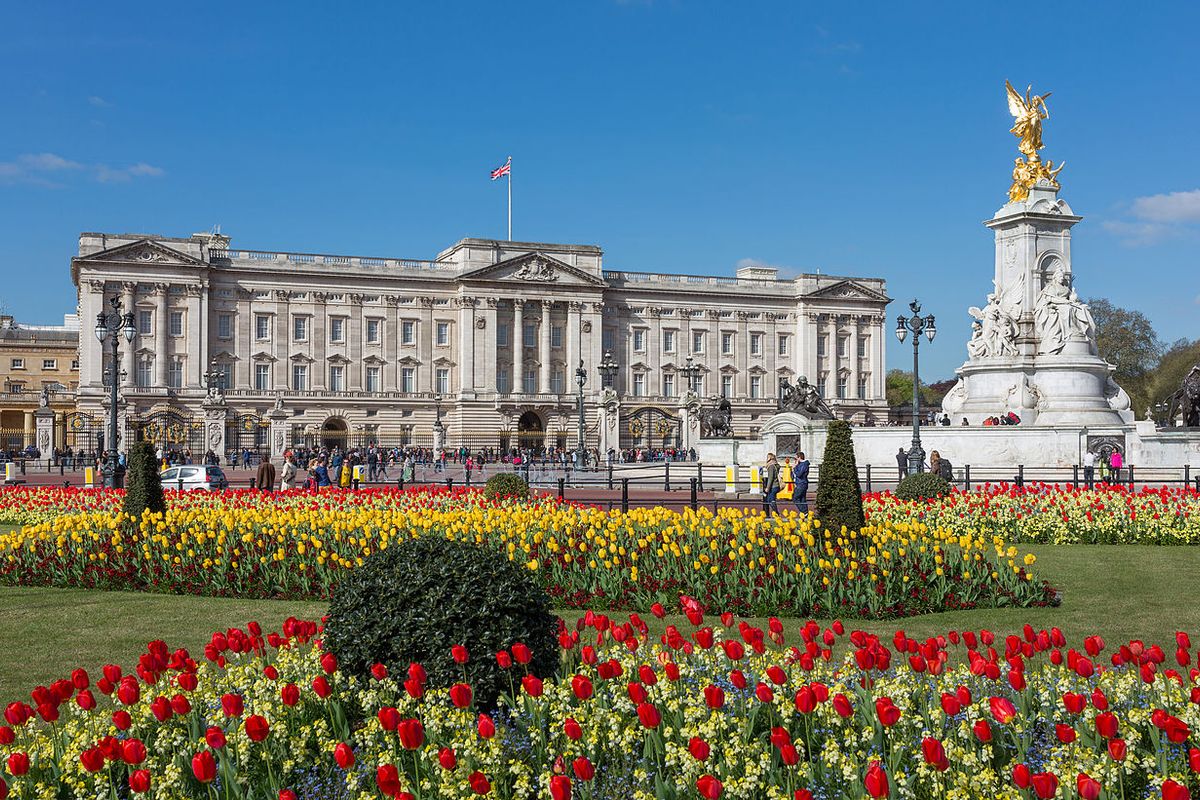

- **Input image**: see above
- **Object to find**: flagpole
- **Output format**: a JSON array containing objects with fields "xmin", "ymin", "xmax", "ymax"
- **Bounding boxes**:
[{"xmin": 507, "ymin": 156, "xmax": 512, "ymax": 241}]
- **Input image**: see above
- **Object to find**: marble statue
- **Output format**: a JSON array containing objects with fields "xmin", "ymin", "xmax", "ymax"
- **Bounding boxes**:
[
  {"xmin": 1034, "ymin": 268, "xmax": 1096, "ymax": 354},
  {"xmin": 967, "ymin": 293, "xmax": 1018, "ymax": 358}
]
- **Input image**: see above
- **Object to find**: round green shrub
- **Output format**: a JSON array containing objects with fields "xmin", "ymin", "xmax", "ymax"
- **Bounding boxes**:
[
  {"xmin": 483, "ymin": 472, "xmax": 530, "ymax": 502},
  {"xmin": 322, "ymin": 537, "xmax": 559, "ymax": 710},
  {"xmin": 896, "ymin": 472, "xmax": 952, "ymax": 501}
]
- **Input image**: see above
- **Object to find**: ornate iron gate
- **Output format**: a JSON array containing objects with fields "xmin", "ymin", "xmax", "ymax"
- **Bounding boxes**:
[
  {"xmin": 131, "ymin": 409, "xmax": 205, "ymax": 456},
  {"xmin": 620, "ymin": 407, "xmax": 681, "ymax": 451},
  {"xmin": 64, "ymin": 411, "xmax": 105, "ymax": 454},
  {"xmin": 229, "ymin": 413, "xmax": 269, "ymax": 454}
]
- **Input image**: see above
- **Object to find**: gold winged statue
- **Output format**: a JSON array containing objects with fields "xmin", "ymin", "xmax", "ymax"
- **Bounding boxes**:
[{"xmin": 1005, "ymin": 80, "xmax": 1065, "ymax": 203}]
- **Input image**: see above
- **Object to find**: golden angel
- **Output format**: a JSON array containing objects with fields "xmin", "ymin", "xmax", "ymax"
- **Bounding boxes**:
[{"xmin": 1005, "ymin": 80, "xmax": 1051, "ymax": 158}]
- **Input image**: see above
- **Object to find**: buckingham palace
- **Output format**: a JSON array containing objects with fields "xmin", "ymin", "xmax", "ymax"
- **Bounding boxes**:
[{"xmin": 70, "ymin": 230, "xmax": 891, "ymax": 457}]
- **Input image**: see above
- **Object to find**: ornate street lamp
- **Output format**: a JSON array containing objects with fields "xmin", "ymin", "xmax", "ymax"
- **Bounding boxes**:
[
  {"xmin": 894, "ymin": 299, "xmax": 936, "ymax": 476},
  {"xmin": 598, "ymin": 350, "xmax": 619, "ymax": 391},
  {"xmin": 574, "ymin": 359, "xmax": 588, "ymax": 468},
  {"xmin": 679, "ymin": 355, "xmax": 701, "ymax": 395},
  {"xmin": 94, "ymin": 297, "xmax": 136, "ymax": 489},
  {"xmin": 432, "ymin": 393, "xmax": 445, "ymax": 449}
]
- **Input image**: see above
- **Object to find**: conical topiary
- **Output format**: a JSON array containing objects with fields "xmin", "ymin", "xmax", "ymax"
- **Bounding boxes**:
[
  {"xmin": 815, "ymin": 419, "xmax": 865, "ymax": 533},
  {"xmin": 123, "ymin": 440, "xmax": 166, "ymax": 519}
]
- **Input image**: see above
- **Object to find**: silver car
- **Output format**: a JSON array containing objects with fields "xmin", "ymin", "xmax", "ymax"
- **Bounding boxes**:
[{"xmin": 160, "ymin": 465, "xmax": 229, "ymax": 491}]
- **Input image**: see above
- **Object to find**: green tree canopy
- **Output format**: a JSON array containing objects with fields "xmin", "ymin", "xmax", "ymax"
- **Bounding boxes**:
[{"xmin": 1086, "ymin": 298, "xmax": 1164, "ymax": 418}]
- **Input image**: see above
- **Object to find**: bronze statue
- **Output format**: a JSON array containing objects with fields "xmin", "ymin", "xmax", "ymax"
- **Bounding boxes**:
[
  {"xmin": 1166, "ymin": 366, "xmax": 1200, "ymax": 428},
  {"xmin": 777, "ymin": 376, "xmax": 834, "ymax": 419},
  {"xmin": 698, "ymin": 398, "xmax": 734, "ymax": 438},
  {"xmin": 1005, "ymin": 80, "xmax": 1065, "ymax": 202}
]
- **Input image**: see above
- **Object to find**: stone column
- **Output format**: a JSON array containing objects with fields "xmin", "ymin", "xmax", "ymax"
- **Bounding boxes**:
[
  {"xmin": 848, "ymin": 317, "xmax": 860, "ymax": 400},
  {"xmin": 736, "ymin": 311, "xmax": 749, "ymax": 396},
  {"xmin": 312, "ymin": 294, "xmax": 328, "ymax": 390},
  {"xmin": 202, "ymin": 399, "xmax": 228, "ymax": 462},
  {"xmin": 540, "ymin": 300, "xmax": 552, "ymax": 394},
  {"xmin": 512, "ymin": 300, "xmax": 525, "ymax": 395},
  {"xmin": 873, "ymin": 315, "xmax": 886, "ymax": 399},
  {"xmin": 154, "ymin": 284, "xmax": 169, "ymax": 387},
  {"xmin": 827, "ymin": 314, "xmax": 839, "ymax": 398},
  {"xmin": 274, "ymin": 291, "xmax": 291, "ymax": 390},
  {"xmin": 22, "ymin": 410, "xmax": 34, "ymax": 448},
  {"xmin": 678, "ymin": 394, "xmax": 701, "ymax": 452},
  {"xmin": 589, "ymin": 303, "xmax": 604, "ymax": 396},
  {"xmin": 35, "ymin": 407, "xmax": 55, "ymax": 457},
  {"xmin": 566, "ymin": 301, "xmax": 582, "ymax": 374},
  {"xmin": 597, "ymin": 390, "xmax": 620, "ymax": 456},
  {"xmin": 267, "ymin": 402, "xmax": 290, "ymax": 461},
  {"xmin": 458, "ymin": 296, "xmax": 476, "ymax": 399},
  {"xmin": 480, "ymin": 299, "xmax": 498, "ymax": 396},
  {"xmin": 122, "ymin": 283, "xmax": 137, "ymax": 388},
  {"xmin": 348, "ymin": 295, "xmax": 364, "ymax": 391},
  {"xmin": 419, "ymin": 297, "xmax": 434, "ymax": 393},
  {"xmin": 186, "ymin": 285, "xmax": 203, "ymax": 388},
  {"xmin": 385, "ymin": 295, "xmax": 400, "ymax": 391}
]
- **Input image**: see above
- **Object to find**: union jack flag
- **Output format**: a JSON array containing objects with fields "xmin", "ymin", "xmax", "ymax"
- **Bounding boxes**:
[{"xmin": 490, "ymin": 158, "xmax": 511, "ymax": 180}]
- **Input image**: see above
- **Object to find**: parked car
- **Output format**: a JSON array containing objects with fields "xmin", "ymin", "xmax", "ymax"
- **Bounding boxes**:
[{"xmin": 160, "ymin": 465, "xmax": 229, "ymax": 491}]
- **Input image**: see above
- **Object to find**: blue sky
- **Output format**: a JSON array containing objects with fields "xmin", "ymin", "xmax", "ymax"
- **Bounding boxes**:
[{"xmin": 2, "ymin": 1, "xmax": 1197, "ymax": 378}]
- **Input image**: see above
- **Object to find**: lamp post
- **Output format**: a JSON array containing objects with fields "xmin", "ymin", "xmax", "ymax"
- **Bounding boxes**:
[
  {"xmin": 94, "ymin": 297, "xmax": 136, "ymax": 489},
  {"xmin": 894, "ymin": 299, "xmax": 936, "ymax": 476},
  {"xmin": 574, "ymin": 359, "xmax": 588, "ymax": 468},
  {"xmin": 679, "ymin": 355, "xmax": 701, "ymax": 396},
  {"xmin": 598, "ymin": 350, "xmax": 619, "ymax": 390},
  {"xmin": 432, "ymin": 393, "xmax": 445, "ymax": 452}
]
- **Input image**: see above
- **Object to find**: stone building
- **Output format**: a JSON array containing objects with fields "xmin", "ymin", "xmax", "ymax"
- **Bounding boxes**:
[
  {"xmin": 71, "ymin": 231, "xmax": 890, "ymax": 458},
  {"xmin": 0, "ymin": 315, "xmax": 80, "ymax": 451}
]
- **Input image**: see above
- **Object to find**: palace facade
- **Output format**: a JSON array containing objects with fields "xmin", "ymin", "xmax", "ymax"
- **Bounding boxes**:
[{"xmin": 71, "ymin": 231, "xmax": 890, "ymax": 455}]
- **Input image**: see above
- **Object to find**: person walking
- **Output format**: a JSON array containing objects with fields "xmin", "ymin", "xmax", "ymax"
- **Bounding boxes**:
[
  {"xmin": 896, "ymin": 447, "xmax": 909, "ymax": 481},
  {"xmin": 256, "ymin": 457, "xmax": 277, "ymax": 493},
  {"xmin": 793, "ymin": 451, "xmax": 811, "ymax": 514},
  {"xmin": 930, "ymin": 450, "xmax": 953, "ymax": 481},
  {"xmin": 761, "ymin": 453, "xmax": 781, "ymax": 517},
  {"xmin": 1082, "ymin": 449, "xmax": 1096, "ymax": 488},
  {"xmin": 313, "ymin": 458, "xmax": 332, "ymax": 490},
  {"xmin": 280, "ymin": 454, "xmax": 298, "ymax": 491}
]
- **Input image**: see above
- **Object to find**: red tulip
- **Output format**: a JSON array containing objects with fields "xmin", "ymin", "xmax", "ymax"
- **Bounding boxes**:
[
  {"xmin": 378, "ymin": 706, "xmax": 401, "ymax": 731},
  {"xmin": 80, "ymin": 747, "xmax": 106, "ymax": 773},
  {"xmin": 117, "ymin": 680, "xmax": 140, "ymax": 706},
  {"xmin": 76, "ymin": 690, "xmax": 97, "ymax": 711},
  {"xmin": 334, "ymin": 742, "xmax": 355, "ymax": 769},
  {"xmin": 1108, "ymin": 738, "xmax": 1127, "ymax": 761},
  {"xmin": 689, "ymin": 737, "xmax": 711, "ymax": 761},
  {"xmin": 320, "ymin": 652, "xmax": 338, "ymax": 675},
  {"xmin": 1031, "ymin": 772, "xmax": 1058, "ymax": 800},
  {"xmin": 921, "ymin": 737, "xmax": 949, "ymax": 771},
  {"xmin": 312, "ymin": 676, "xmax": 331, "ymax": 698},
  {"xmin": 398, "ymin": 718, "xmax": 425, "ymax": 750},
  {"xmin": 495, "ymin": 651, "xmax": 512, "ymax": 669},
  {"xmin": 1096, "ymin": 711, "xmax": 1119, "ymax": 738},
  {"xmin": 377, "ymin": 763, "xmax": 402, "ymax": 796},
  {"xmin": 637, "ymin": 702, "xmax": 661, "ymax": 728},
  {"xmin": 512, "ymin": 642, "xmax": 532, "ymax": 664},
  {"xmin": 696, "ymin": 774, "xmax": 724, "ymax": 799},
  {"xmin": 989, "ymin": 696, "xmax": 1017, "ymax": 724},
  {"xmin": 477, "ymin": 713, "xmax": 496, "ymax": 739},
  {"xmin": 245, "ymin": 715, "xmax": 270, "ymax": 742},
  {"xmin": 522, "ymin": 675, "xmax": 543, "ymax": 697},
  {"xmin": 221, "ymin": 693, "xmax": 244, "ymax": 718},
  {"xmin": 371, "ymin": 663, "xmax": 389, "ymax": 680},
  {"xmin": 171, "ymin": 694, "xmax": 191, "ymax": 715},
  {"xmin": 281, "ymin": 683, "xmax": 300, "ymax": 706},
  {"xmin": 875, "ymin": 697, "xmax": 900, "ymax": 727},
  {"xmin": 1055, "ymin": 723, "xmax": 1077, "ymax": 744},
  {"xmin": 573, "ymin": 756, "xmax": 594, "ymax": 780},
  {"xmin": 940, "ymin": 693, "xmax": 960, "ymax": 716},
  {"xmin": 3, "ymin": 704, "xmax": 28, "ymax": 727},
  {"xmin": 468, "ymin": 770, "xmax": 491, "ymax": 794},
  {"xmin": 1076, "ymin": 773, "xmax": 1101, "ymax": 800},
  {"xmin": 779, "ymin": 743, "xmax": 800, "ymax": 765},
  {"xmin": 704, "ymin": 685, "xmax": 725, "ymax": 709},
  {"xmin": 122, "ymin": 738, "xmax": 147, "ymax": 765},
  {"xmin": 863, "ymin": 761, "xmax": 889, "ymax": 798},
  {"xmin": 192, "ymin": 750, "xmax": 217, "ymax": 783},
  {"xmin": 439, "ymin": 747, "xmax": 457, "ymax": 770},
  {"xmin": 571, "ymin": 675, "xmax": 593, "ymax": 701},
  {"xmin": 451, "ymin": 645, "xmax": 469, "ymax": 664},
  {"xmin": 206, "ymin": 726, "xmax": 227, "ymax": 749},
  {"xmin": 279, "ymin": 792, "xmax": 297, "ymax": 800},
  {"xmin": 129, "ymin": 769, "xmax": 151, "ymax": 794},
  {"xmin": 450, "ymin": 683, "xmax": 474, "ymax": 708},
  {"xmin": 1190, "ymin": 747, "xmax": 1200, "ymax": 773},
  {"xmin": 563, "ymin": 717, "xmax": 583, "ymax": 740},
  {"xmin": 1162, "ymin": 780, "xmax": 1191, "ymax": 800},
  {"xmin": 973, "ymin": 719, "xmax": 993, "ymax": 743},
  {"xmin": 550, "ymin": 775, "xmax": 571, "ymax": 800}
]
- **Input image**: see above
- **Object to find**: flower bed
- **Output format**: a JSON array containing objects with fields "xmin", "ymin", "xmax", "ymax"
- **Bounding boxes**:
[
  {"xmin": 0, "ymin": 489, "xmax": 1052, "ymax": 617},
  {"xmin": 867, "ymin": 484, "xmax": 1200, "ymax": 546},
  {"xmin": 2, "ymin": 604, "xmax": 1199, "ymax": 799}
]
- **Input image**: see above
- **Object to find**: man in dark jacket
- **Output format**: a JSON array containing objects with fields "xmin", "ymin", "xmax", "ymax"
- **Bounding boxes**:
[
  {"xmin": 256, "ymin": 457, "xmax": 277, "ymax": 493},
  {"xmin": 896, "ymin": 447, "xmax": 909, "ymax": 480},
  {"xmin": 793, "ymin": 452, "xmax": 811, "ymax": 514}
]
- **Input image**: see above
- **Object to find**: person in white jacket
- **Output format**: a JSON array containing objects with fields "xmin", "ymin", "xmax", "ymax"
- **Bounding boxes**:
[{"xmin": 279, "ymin": 454, "xmax": 298, "ymax": 491}]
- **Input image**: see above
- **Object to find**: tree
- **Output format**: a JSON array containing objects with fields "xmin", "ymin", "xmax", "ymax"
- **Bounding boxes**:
[
  {"xmin": 885, "ymin": 370, "xmax": 914, "ymax": 407},
  {"xmin": 1148, "ymin": 338, "xmax": 1200, "ymax": 413},
  {"xmin": 1086, "ymin": 298, "xmax": 1164, "ymax": 418},
  {"xmin": 815, "ymin": 419, "xmax": 864, "ymax": 534},
  {"xmin": 123, "ymin": 440, "xmax": 166, "ymax": 520}
]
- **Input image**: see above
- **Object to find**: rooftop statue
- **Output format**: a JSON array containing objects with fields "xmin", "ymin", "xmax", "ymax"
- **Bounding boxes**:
[{"xmin": 1005, "ymin": 80, "xmax": 1065, "ymax": 203}]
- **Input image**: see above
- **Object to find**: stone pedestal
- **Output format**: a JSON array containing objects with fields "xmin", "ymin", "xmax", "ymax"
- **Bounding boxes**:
[
  {"xmin": 267, "ymin": 402, "xmax": 291, "ymax": 461},
  {"xmin": 34, "ymin": 407, "xmax": 55, "ymax": 458},
  {"xmin": 678, "ymin": 393, "xmax": 701, "ymax": 452},
  {"xmin": 597, "ymin": 389, "xmax": 620, "ymax": 456},
  {"xmin": 202, "ymin": 400, "xmax": 228, "ymax": 461},
  {"xmin": 433, "ymin": 420, "xmax": 445, "ymax": 454},
  {"xmin": 759, "ymin": 412, "xmax": 831, "ymax": 462},
  {"xmin": 942, "ymin": 182, "xmax": 1131, "ymax": 427}
]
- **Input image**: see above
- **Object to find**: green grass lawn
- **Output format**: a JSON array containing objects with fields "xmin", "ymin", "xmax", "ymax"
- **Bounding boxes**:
[{"xmin": 1, "ymin": 543, "xmax": 1197, "ymax": 702}]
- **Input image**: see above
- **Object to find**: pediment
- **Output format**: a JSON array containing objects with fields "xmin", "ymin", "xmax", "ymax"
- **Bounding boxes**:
[
  {"xmin": 289, "ymin": 353, "xmax": 315, "ymax": 364},
  {"xmin": 432, "ymin": 356, "xmax": 454, "ymax": 367},
  {"xmin": 251, "ymin": 351, "xmax": 277, "ymax": 363},
  {"xmin": 78, "ymin": 239, "xmax": 207, "ymax": 268},
  {"xmin": 363, "ymin": 355, "xmax": 386, "ymax": 365},
  {"xmin": 805, "ymin": 280, "xmax": 890, "ymax": 304},
  {"xmin": 398, "ymin": 356, "xmax": 421, "ymax": 366},
  {"xmin": 458, "ymin": 251, "xmax": 606, "ymax": 288},
  {"xmin": 327, "ymin": 354, "xmax": 352, "ymax": 365},
  {"xmin": 212, "ymin": 350, "xmax": 237, "ymax": 361}
]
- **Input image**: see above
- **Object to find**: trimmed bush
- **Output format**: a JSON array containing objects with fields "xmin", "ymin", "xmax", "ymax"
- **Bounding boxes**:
[
  {"xmin": 122, "ymin": 440, "xmax": 165, "ymax": 519},
  {"xmin": 484, "ymin": 472, "xmax": 530, "ymax": 502},
  {"xmin": 896, "ymin": 472, "xmax": 952, "ymax": 501},
  {"xmin": 815, "ymin": 419, "xmax": 865, "ymax": 533},
  {"xmin": 323, "ymin": 537, "xmax": 559, "ymax": 710}
]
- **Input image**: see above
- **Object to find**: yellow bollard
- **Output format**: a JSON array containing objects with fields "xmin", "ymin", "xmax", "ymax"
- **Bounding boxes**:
[
  {"xmin": 779, "ymin": 464, "xmax": 794, "ymax": 501},
  {"xmin": 84, "ymin": 467, "xmax": 94, "ymax": 488},
  {"xmin": 748, "ymin": 466, "xmax": 762, "ymax": 495}
]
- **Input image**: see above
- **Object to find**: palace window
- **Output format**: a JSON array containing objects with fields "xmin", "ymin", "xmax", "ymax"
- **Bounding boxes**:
[
  {"xmin": 550, "ymin": 368, "xmax": 564, "ymax": 394},
  {"xmin": 137, "ymin": 311, "xmax": 152, "ymax": 335},
  {"xmin": 694, "ymin": 374, "xmax": 705, "ymax": 395},
  {"xmin": 817, "ymin": 336, "xmax": 827, "ymax": 357},
  {"xmin": 401, "ymin": 320, "xmax": 416, "ymax": 345},
  {"xmin": 633, "ymin": 373, "xmax": 646, "ymax": 397},
  {"xmin": 135, "ymin": 357, "xmax": 153, "ymax": 388},
  {"xmin": 292, "ymin": 364, "xmax": 308, "ymax": 391},
  {"xmin": 778, "ymin": 335, "xmax": 789, "ymax": 356},
  {"xmin": 365, "ymin": 366, "xmax": 380, "ymax": 393},
  {"xmin": 693, "ymin": 331, "xmax": 705, "ymax": 353},
  {"xmin": 330, "ymin": 318, "xmax": 346, "ymax": 344},
  {"xmin": 366, "ymin": 319, "xmax": 381, "ymax": 344},
  {"xmin": 42, "ymin": 359, "xmax": 56, "ymax": 370},
  {"xmin": 662, "ymin": 373, "xmax": 675, "ymax": 397},
  {"xmin": 329, "ymin": 365, "xmax": 345, "ymax": 392},
  {"xmin": 216, "ymin": 363, "xmax": 233, "ymax": 390},
  {"xmin": 838, "ymin": 336, "xmax": 848, "ymax": 358},
  {"xmin": 837, "ymin": 375, "xmax": 848, "ymax": 399},
  {"xmin": 633, "ymin": 330, "xmax": 646, "ymax": 352},
  {"xmin": 167, "ymin": 358, "xmax": 183, "ymax": 389},
  {"xmin": 217, "ymin": 314, "xmax": 233, "ymax": 339},
  {"xmin": 9, "ymin": 358, "xmax": 23, "ymax": 370},
  {"xmin": 551, "ymin": 326, "xmax": 563, "ymax": 349},
  {"xmin": 522, "ymin": 323, "xmax": 536, "ymax": 348},
  {"xmin": 400, "ymin": 367, "xmax": 415, "ymax": 393},
  {"xmin": 169, "ymin": 311, "xmax": 184, "ymax": 337},
  {"xmin": 497, "ymin": 323, "xmax": 510, "ymax": 347},
  {"xmin": 436, "ymin": 368, "xmax": 450, "ymax": 394},
  {"xmin": 70, "ymin": 360, "xmax": 79, "ymax": 370},
  {"xmin": 602, "ymin": 329, "xmax": 614, "ymax": 350},
  {"xmin": 436, "ymin": 322, "xmax": 450, "ymax": 346},
  {"xmin": 255, "ymin": 315, "xmax": 271, "ymax": 341},
  {"xmin": 663, "ymin": 330, "xmax": 676, "ymax": 353},
  {"xmin": 750, "ymin": 375, "xmax": 762, "ymax": 399},
  {"xmin": 721, "ymin": 332, "xmax": 734, "ymax": 356},
  {"xmin": 779, "ymin": 377, "xmax": 789, "ymax": 397},
  {"xmin": 721, "ymin": 374, "xmax": 733, "ymax": 398},
  {"xmin": 293, "ymin": 316, "xmax": 309, "ymax": 342},
  {"xmin": 858, "ymin": 336, "xmax": 868, "ymax": 358},
  {"xmin": 522, "ymin": 369, "xmax": 536, "ymax": 394},
  {"xmin": 255, "ymin": 364, "xmax": 271, "ymax": 391},
  {"xmin": 750, "ymin": 333, "xmax": 763, "ymax": 356},
  {"xmin": 857, "ymin": 374, "xmax": 868, "ymax": 398},
  {"xmin": 497, "ymin": 368, "xmax": 510, "ymax": 394}
]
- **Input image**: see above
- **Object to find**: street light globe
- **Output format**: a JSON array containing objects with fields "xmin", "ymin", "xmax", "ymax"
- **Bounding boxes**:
[
  {"xmin": 95, "ymin": 313, "xmax": 109, "ymax": 342},
  {"xmin": 894, "ymin": 316, "xmax": 907, "ymax": 343}
]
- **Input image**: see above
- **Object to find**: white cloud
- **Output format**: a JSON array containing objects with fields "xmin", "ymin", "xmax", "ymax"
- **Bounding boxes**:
[
  {"xmin": 87, "ymin": 95, "xmax": 112, "ymax": 108},
  {"xmin": 0, "ymin": 152, "xmax": 162, "ymax": 187},
  {"xmin": 1106, "ymin": 188, "xmax": 1200, "ymax": 245}
]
